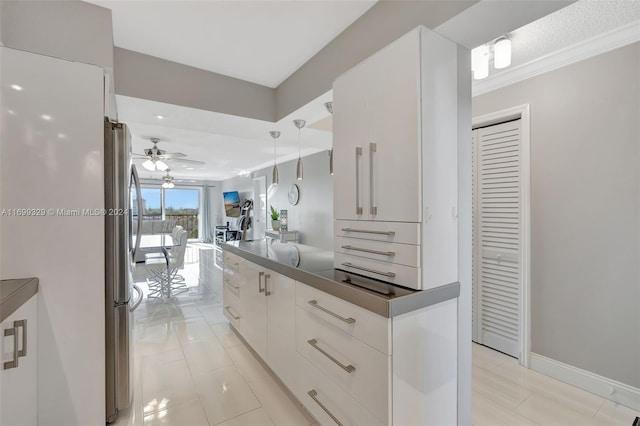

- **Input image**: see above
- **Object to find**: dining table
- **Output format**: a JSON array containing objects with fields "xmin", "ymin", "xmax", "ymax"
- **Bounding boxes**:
[{"xmin": 133, "ymin": 234, "xmax": 175, "ymax": 298}]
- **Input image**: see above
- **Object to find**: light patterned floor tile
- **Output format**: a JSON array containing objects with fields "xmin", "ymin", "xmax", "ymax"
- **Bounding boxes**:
[
  {"xmin": 192, "ymin": 366, "xmax": 262, "ymax": 425},
  {"xmin": 142, "ymin": 359, "xmax": 199, "ymax": 416},
  {"xmin": 472, "ymin": 343, "xmax": 517, "ymax": 371},
  {"xmin": 515, "ymin": 393, "xmax": 602, "ymax": 426},
  {"xmin": 172, "ymin": 317, "xmax": 218, "ymax": 345},
  {"xmin": 247, "ymin": 374, "xmax": 315, "ymax": 426},
  {"xmin": 198, "ymin": 304, "xmax": 227, "ymax": 325},
  {"xmin": 472, "ymin": 364, "xmax": 533, "ymax": 409},
  {"xmin": 211, "ymin": 322, "xmax": 243, "ymax": 349},
  {"xmin": 143, "ymin": 399, "xmax": 209, "ymax": 426},
  {"xmin": 215, "ymin": 408, "xmax": 275, "ymax": 426},
  {"xmin": 226, "ymin": 345, "xmax": 273, "ymax": 384},
  {"xmin": 182, "ymin": 338, "xmax": 234, "ymax": 375},
  {"xmin": 473, "ymin": 392, "xmax": 539, "ymax": 426},
  {"xmin": 593, "ymin": 400, "xmax": 640, "ymax": 425}
]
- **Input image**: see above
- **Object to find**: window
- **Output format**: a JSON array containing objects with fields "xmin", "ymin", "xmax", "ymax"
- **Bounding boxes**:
[{"xmin": 139, "ymin": 185, "xmax": 202, "ymax": 240}]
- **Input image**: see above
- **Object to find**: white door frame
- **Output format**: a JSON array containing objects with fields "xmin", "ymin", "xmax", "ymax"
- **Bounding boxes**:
[{"xmin": 472, "ymin": 104, "xmax": 531, "ymax": 367}]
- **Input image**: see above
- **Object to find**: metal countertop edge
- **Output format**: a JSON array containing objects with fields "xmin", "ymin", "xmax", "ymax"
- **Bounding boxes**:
[
  {"xmin": 0, "ymin": 278, "xmax": 39, "ymax": 322},
  {"xmin": 223, "ymin": 244, "xmax": 459, "ymax": 318}
]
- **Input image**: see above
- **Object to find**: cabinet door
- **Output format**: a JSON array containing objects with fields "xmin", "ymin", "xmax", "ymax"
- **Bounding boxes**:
[
  {"xmin": 1, "ymin": 295, "xmax": 37, "ymax": 426},
  {"xmin": 333, "ymin": 64, "xmax": 370, "ymax": 221},
  {"xmin": 266, "ymin": 272, "xmax": 296, "ymax": 389},
  {"xmin": 242, "ymin": 261, "xmax": 267, "ymax": 360},
  {"xmin": 365, "ymin": 30, "xmax": 422, "ymax": 223}
]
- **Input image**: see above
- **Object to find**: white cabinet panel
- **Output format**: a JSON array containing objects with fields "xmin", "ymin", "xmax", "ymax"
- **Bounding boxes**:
[
  {"xmin": 335, "ymin": 236, "xmax": 421, "ymax": 268},
  {"xmin": 335, "ymin": 220, "xmax": 421, "ymax": 245},
  {"xmin": 241, "ymin": 261, "xmax": 268, "ymax": 360},
  {"xmin": 296, "ymin": 307, "xmax": 391, "ymax": 423},
  {"xmin": 295, "ymin": 282, "xmax": 391, "ymax": 355},
  {"xmin": 1, "ymin": 295, "xmax": 37, "ymax": 426},
  {"xmin": 266, "ymin": 271, "xmax": 296, "ymax": 390},
  {"xmin": 335, "ymin": 252, "xmax": 421, "ymax": 290}
]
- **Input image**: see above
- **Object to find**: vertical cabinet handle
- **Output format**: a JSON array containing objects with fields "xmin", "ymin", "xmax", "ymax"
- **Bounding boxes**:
[
  {"xmin": 3, "ymin": 320, "xmax": 26, "ymax": 370},
  {"xmin": 355, "ymin": 147, "xmax": 363, "ymax": 215},
  {"xmin": 258, "ymin": 271, "xmax": 265, "ymax": 293},
  {"xmin": 307, "ymin": 390, "xmax": 344, "ymax": 426},
  {"xmin": 369, "ymin": 142, "xmax": 377, "ymax": 215},
  {"xmin": 264, "ymin": 274, "xmax": 271, "ymax": 296}
]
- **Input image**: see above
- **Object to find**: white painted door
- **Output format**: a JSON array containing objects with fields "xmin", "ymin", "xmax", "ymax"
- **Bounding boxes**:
[{"xmin": 472, "ymin": 120, "xmax": 522, "ymax": 357}]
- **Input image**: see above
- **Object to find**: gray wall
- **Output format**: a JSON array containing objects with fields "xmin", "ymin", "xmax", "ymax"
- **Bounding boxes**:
[
  {"xmin": 220, "ymin": 151, "xmax": 333, "ymax": 250},
  {"xmin": 114, "ymin": 48, "xmax": 276, "ymax": 122},
  {"xmin": 0, "ymin": 0, "xmax": 114, "ymax": 69},
  {"xmin": 473, "ymin": 43, "xmax": 640, "ymax": 387}
]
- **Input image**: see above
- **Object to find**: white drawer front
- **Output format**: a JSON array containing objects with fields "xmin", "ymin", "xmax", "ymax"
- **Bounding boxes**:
[
  {"xmin": 335, "ymin": 220, "xmax": 420, "ymax": 245},
  {"xmin": 296, "ymin": 307, "xmax": 390, "ymax": 423},
  {"xmin": 334, "ymin": 252, "xmax": 422, "ymax": 290},
  {"xmin": 223, "ymin": 251, "xmax": 242, "ymax": 272},
  {"xmin": 222, "ymin": 284, "xmax": 244, "ymax": 332},
  {"xmin": 296, "ymin": 282, "xmax": 390, "ymax": 355},
  {"xmin": 335, "ymin": 236, "xmax": 421, "ymax": 268},
  {"xmin": 295, "ymin": 354, "xmax": 385, "ymax": 426}
]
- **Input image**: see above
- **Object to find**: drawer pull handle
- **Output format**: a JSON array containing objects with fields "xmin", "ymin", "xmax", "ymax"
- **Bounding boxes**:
[
  {"xmin": 258, "ymin": 271, "xmax": 265, "ymax": 293},
  {"xmin": 3, "ymin": 325, "xmax": 18, "ymax": 370},
  {"xmin": 307, "ymin": 389, "xmax": 344, "ymax": 426},
  {"xmin": 341, "ymin": 245, "xmax": 395, "ymax": 257},
  {"xmin": 341, "ymin": 262, "xmax": 396, "ymax": 278},
  {"xmin": 341, "ymin": 228, "xmax": 395, "ymax": 236},
  {"xmin": 264, "ymin": 274, "xmax": 271, "ymax": 296},
  {"xmin": 307, "ymin": 339, "xmax": 355, "ymax": 373},
  {"xmin": 224, "ymin": 306, "xmax": 240, "ymax": 320},
  {"xmin": 308, "ymin": 300, "xmax": 355, "ymax": 324},
  {"xmin": 355, "ymin": 147, "xmax": 363, "ymax": 215},
  {"xmin": 224, "ymin": 280, "xmax": 240, "ymax": 291}
]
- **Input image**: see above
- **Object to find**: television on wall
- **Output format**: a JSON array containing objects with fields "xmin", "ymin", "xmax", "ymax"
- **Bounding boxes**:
[{"xmin": 223, "ymin": 191, "xmax": 241, "ymax": 217}]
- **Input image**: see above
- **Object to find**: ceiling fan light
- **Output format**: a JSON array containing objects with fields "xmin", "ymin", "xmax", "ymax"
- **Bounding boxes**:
[
  {"xmin": 472, "ymin": 44, "xmax": 489, "ymax": 80},
  {"xmin": 142, "ymin": 159, "xmax": 155, "ymax": 171},
  {"xmin": 168, "ymin": 182, "xmax": 175, "ymax": 189},
  {"xmin": 494, "ymin": 36, "xmax": 511, "ymax": 69},
  {"xmin": 155, "ymin": 160, "xmax": 168, "ymax": 171},
  {"xmin": 162, "ymin": 181, "xmax": 170, "ymax": 188}
]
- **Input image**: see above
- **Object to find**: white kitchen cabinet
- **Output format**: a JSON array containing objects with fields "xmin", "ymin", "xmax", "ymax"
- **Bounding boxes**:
[
  {"xmin": 1, "ymin": 294, "xmax": 37, "ymax": 426},
  {"xmin": 265, "ymin": 271, "xmax": 296, "ymax": 389},
  {"xmin": 332, "ymin": 26, "xmax": 466, "ymax": 290},
  {"xmin": 240, "ymin": 260, "xmax": 269, "ymax": 360}
]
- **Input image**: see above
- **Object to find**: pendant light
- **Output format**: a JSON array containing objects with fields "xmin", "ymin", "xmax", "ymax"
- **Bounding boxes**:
[
  {"xmin": 293, "ymin": 119, "xmax": 306, "ymax": 180},
  {"xmin": 269, "ymin": 130, "xmax": 281, "ymax": 185},
  {"xmin": 324, "ymin": 101, "xmax": 334, "ymax": 175}
]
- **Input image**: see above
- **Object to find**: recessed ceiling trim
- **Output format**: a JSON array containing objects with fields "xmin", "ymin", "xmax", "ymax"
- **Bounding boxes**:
[{"xmin": 472, "ymin": 20, "xmax": 640, "ymax": 97}]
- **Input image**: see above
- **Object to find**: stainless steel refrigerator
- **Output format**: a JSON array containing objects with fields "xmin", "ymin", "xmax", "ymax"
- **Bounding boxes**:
[{"xmin": 104, "ymin": 119, "xmax": 144, "ymax": 423}]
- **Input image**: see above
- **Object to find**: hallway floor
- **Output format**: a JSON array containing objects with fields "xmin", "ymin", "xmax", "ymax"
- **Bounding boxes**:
[{"xmin": 114, "ymin": 244, "xmax": 639, "ymax": 426}]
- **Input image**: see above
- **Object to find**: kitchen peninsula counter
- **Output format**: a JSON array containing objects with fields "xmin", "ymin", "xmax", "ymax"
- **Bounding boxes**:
[
  {"xmin": 1, "ymin": 277, "xmax": 38, "ymax": 322},
  {"xmin": 222, "ymin": 240, "xmax": 459, "ymax": 318}
]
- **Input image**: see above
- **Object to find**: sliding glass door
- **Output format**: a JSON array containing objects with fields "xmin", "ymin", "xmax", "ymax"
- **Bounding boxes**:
[{"xmin": 139, "ymin": 185, "xmax": 202, "ymax": 240}]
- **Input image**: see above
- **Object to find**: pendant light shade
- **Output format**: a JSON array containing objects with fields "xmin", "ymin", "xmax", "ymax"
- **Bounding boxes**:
[
  {"xmin": 293, "ymin": 119, "xmax": 306, "ymax": 180},
  {"xmin": 472, "ymin": 44, "xmax": 489, "ymax": 80},
  {"xmin": 269, "ymin": 130, "xmax": 280, "ymax": 185},
  {"xmin": 325, "ymin": 101, "xmax": 334, "ymax": 175}
]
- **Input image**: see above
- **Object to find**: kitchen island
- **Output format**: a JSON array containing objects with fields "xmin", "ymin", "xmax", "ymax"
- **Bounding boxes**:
[{"xmin": 222, "ymin": 240, "xmax": 459, "ymax": 425}]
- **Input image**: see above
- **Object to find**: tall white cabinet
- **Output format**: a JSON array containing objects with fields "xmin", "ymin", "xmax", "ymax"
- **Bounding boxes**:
[{"xmin": 333, "ymin": 26, "xmax": 465, "ymax": 290}]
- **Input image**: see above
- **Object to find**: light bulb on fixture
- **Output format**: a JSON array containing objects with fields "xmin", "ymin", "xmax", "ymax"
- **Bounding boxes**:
[
  {"xmin": 155, "ymin": 160, "xmax": 168, "ymax": 171},
  {"xmin": 142, "ymin": 159, "xmax": 155, "ymax": 171},
  {"xmin": 269, "ymin": 130, "xmax": 280, "ymax": 186},
  {"xmin": 494, "ymin": 36, "xmax": 511, "ymax": 69},
  {"xmin": 293, "ymin": 119, "xmax": 306, "ymax": 181},
  {"xmin": 472, "ymin": 44, "xmax": 489, "ymax": 80}
]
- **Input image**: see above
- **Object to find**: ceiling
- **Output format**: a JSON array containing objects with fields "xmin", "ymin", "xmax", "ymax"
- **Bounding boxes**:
[
  {"xmin": 109, "ymin": 0, "xmax": 639, "ymax": 183},
  {"xmin": 87, "ymin": 0, "xmax": 376, "ymax": 88}
]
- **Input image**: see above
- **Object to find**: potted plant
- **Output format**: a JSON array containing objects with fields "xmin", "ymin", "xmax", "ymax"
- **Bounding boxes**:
[{"xmin": 270, "ymin": 206, "xmax": 280, "ymax": 231}]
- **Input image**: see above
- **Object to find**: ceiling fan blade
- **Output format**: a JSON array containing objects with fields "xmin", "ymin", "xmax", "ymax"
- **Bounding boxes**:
[
  {"xmin": 169, "ymin": 158, "xmax": 205, "ymax": 165},
  {"xmin": 157, "ymin": 152, "xmax": 187, "ymax": 159}
]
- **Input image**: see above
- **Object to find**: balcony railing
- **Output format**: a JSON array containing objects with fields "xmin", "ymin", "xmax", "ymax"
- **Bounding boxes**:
[{"xmin": 140, "ymin": 213, "xmax": 199, "ymax": 239}]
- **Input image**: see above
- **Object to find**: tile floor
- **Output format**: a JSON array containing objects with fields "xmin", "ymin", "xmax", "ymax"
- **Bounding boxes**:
[{"xmin": 115, "ymin": 244, "xmax": 640, "ymax": 426}]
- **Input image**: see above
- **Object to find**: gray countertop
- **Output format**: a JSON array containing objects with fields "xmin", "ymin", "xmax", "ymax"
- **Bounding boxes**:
[
  {"xmin": 222, "ymin": 240, "xmax": 459, "ymax": 318},
  {"xmin": 1, "ymin": 277, "xmax": 39, "ymax": 322}
]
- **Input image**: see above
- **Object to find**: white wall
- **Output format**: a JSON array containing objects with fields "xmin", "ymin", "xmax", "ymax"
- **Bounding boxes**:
[
  {"xmin": 220, "ymin": 151, "xmax": 334, "ymax": 250},
  {"xmin": 473, "ymin": 42, "xmax": 640, "ymax": 388}
]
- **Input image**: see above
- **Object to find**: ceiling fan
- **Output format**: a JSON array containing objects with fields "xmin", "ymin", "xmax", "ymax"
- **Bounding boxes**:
[
  {"xmin": 133, "ymin": 137, "xmax": 205, "ymax": 171},
  {"xmin": 160, "ymin": 170, "xmax": 198, "ymax": 188}
]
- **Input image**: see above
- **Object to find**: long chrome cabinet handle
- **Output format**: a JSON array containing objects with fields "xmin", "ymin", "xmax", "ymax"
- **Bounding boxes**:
[
  {"xmin": 307, "ymin": 390, "xmax": 344, "ymax": 426},
  {"xmin": 340, "ymin": 228, "xmax": 395, "ymax": 236},
  {"xmin": 341, "ymin": 245, "xmax": 395, "ymax": 257},
  {"xmin": 258, "ymin": 271, "xmax": 265, "ymax": 293},
  {"xmin": 15, "ymin": 319, "xmax": 26, "ymax": 358},
  {"xmin": 308, "ymin": 300, "xmax": 355, "ymax": 324},
  {"xmin": 355, "ymin": 147, "xmax": 363, "ymax": 215},
  {"xmin": 264, "ymin": 274, "xmax": 271, "ymax": 296},
  {"xmin": 224, "ymin": 306, "xmax": 240, "ymax": 320},
  {"xmin": 3, "ymin": 326, "xmax": 18, "ymax": 370},
  {"xmin": 307, "ymin": 339, "xmax": 355, "ymax": 373},
  {"xmin": 341, "ymin": 262, "xmax": 396, "ymax": 278},
  {"xmin": 224, "ymin": 278, "xmax": 240, "ymax": 291},
  {"xmin": 369, "ymin": 142, "xmax": 377, "ymax": 215}
]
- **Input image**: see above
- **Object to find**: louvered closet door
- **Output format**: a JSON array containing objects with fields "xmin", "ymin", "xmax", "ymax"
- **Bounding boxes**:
[{"xmin": 474, "ymin": 120, "xmax": 522, "ymax": 357}]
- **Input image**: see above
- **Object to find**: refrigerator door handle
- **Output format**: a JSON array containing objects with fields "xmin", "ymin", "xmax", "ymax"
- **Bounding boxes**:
[
  {"xmin": 130, "ymin": 164, "xmax": 143, "ymax": 260},
  {"xmin": 130, "ymin": 285, "xmax": 143, "ymax": 312}
]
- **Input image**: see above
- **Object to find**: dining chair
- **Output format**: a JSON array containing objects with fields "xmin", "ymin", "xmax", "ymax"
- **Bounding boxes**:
[{"xmin": 145, "ymin": 229, "xmax": 189, "ymax": 298}]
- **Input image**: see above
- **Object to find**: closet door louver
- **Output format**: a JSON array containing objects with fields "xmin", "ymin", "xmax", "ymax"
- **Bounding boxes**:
[{"xmin": 477, "ymin": 120, "xmax": 521, "ymax": 357}]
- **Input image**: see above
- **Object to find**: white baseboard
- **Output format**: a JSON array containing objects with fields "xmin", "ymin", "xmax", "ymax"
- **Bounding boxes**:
[{"xmin": 530, "ymin": 353, "xmax": 640, "ymax": 411}]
